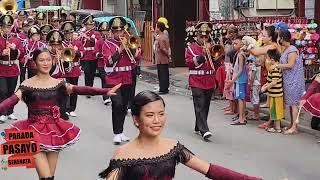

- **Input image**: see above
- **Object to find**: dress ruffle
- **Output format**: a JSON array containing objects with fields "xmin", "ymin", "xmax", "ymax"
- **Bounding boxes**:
[
  {"xmin": 303, "ymin": 93, "xmax": 320, "ymax": 118},
  {"xmin": 10, "ymin": 117, "xmax": 81, "ymax": 152}
]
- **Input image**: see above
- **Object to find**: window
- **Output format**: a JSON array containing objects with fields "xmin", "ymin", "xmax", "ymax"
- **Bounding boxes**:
[{"xmin": 234, "ymin": 0, "xmax": 254, "ymax": 9}]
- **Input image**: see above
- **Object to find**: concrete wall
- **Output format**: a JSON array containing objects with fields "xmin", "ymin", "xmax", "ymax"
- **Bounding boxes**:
[
  {"xmin": 232, "ymin": 0, "xmax": 295, "ymax": 18},
  {"xmin": 101, "ymin": 0, "xmax": 127, "ymax": 15}
]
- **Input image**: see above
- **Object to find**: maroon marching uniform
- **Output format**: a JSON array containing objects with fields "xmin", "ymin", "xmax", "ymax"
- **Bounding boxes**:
[
  {"xmin": 185, "ymin": 22, "xmax": 215, "ymax": 139},
  {"xmin": 102, "ymin": 17, "xmax": 141, "ymax": 144},
  {"xmin": 301, "ymin": 80, "xmax": 320, "ymax": 117},
  {"xmin": 0, "ymin": 15, "xmax": 26, "ymax": 120},
  {"xmin": 80, "ymin": 15, "xmax": 102, "ymax": 88},
  {"xmin": 17, "ymin": 29, "xmax": 28, "ymax": 83},
  {"xmin": 95, "ymin": 34, "xmax": 111, "ymax": 102},
  {"xmin": 62, "ymin": 38, "xmax": 84, "ymax": 113}
]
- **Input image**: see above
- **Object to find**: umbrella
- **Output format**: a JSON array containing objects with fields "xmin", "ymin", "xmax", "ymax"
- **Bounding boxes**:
[{"xmin": 93, "ymin": 16, "xmax": 140, "ymax": 36}]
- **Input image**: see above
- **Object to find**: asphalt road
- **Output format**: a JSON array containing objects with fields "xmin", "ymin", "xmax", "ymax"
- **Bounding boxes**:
[{"xmin": 0, "ymin": 77, "xmax": 319, "ymax": 180}]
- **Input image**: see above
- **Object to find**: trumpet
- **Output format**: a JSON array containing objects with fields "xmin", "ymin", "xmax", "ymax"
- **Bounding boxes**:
[
  {"xmin": 119, "ymin": 30, "xmax": 140, "ymax": 64},
  {"xmin": 57, "ymin": 47, "xmax": 76, "ymax": 75}
]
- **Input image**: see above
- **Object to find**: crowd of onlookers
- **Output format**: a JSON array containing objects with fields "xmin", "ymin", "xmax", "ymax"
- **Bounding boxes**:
[{"xmin": 219, "ymin": 23, "xmax": 305, "ymax": 135}]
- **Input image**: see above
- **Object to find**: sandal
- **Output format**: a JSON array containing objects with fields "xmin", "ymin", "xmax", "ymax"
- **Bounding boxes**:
[
  {"xmin": 222, "ymin": 105, "xmax": 231, "ymax": 110},
  {"xmin": 258, "ymin": 122, "xmax": 270, "ymax": 129},
  {"xmin": 232, "ymin": 114, "xmax": 239, "ymax": 120},
  {"xmin": 224, "ymin": 111, "xmax": 235, "ymax": 115},
  {"xmin": 283, "ymin": 129, "xmax": 298, "ymax": 135},
  {"xmin": 231, "ymin": 120, "xmax": 247, "ymax": 125},
  {"xmin": 266, "ymin": 127, "xmax": 282, "ymax": 133}
]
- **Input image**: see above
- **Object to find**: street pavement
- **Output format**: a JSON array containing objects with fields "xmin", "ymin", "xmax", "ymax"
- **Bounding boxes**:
[{"xmin": 0, "ymin": 76, "xmax": 320, "ymax": 180}]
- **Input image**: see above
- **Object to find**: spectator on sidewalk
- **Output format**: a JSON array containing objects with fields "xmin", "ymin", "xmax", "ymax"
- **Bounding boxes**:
[
  {"xmin": 261, "ymin": 49, "xmax": 284, "ymax": 133},
  {"xmin": 154, "ymin": 18, "xmax": 171, "ymax": 95},
  {"xmin": 229, "ymin": 36, "xmax": 247, "ymax": 125},
  {"xmin": 277, "ymin": 30, "xmax": 305, "ymax": 135},
  {"xmin": 222, "ymin": 25, "xmax": 239, "ymax": 116},
  {"xmin": 248, "ymin": 55, "xmax": 261, "ymax": 121}
]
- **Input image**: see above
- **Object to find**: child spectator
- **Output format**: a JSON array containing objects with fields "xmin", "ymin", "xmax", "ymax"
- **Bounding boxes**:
[
  {"xmin": 229, "ymin": 35, "xmax": 247, "ymax": 125},
  {"xmin": 261, "ymin": 49, "xmax": 284, "ymax": 133},
  {"xmin": 248, "ymin": 55, "xmax": 261, "ymax": 120}
]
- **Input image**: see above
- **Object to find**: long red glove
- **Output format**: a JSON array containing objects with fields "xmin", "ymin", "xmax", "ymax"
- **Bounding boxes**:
[
  {"xmin": 301, "ymin": 80, "xmax": 319, "ymax": 100},
  {"xmin": 0, "ymin": 94, "xmax": 19, "ymax": 113},
  {"xmin": 206, "ymin": 164, "xmax": 263, "ymax": 180},
  {"xmin": 72, "ymin": 86, "xmax": 110, "ymax": 96}
]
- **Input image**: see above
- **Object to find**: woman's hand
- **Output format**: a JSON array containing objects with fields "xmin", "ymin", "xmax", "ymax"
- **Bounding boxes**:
[
  {"xmin": 299, "ymin": 100, "xmax": 306, "ymax": 107},
  {"xmin": 106, "ymin": 83, "xmax": 122, "ymax": 96}
]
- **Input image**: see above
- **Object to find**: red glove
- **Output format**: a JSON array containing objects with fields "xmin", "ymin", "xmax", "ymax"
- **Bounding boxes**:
[
  {"xmin": 206, "ymin": 164, "xmax": 263, "ymax": 180},
  {"xmin": 301, "ymin": 80, "xmax": 319, "ymax": 100},
  {"xmin": 0, "ymin": 94, "xmax": 19, "ymax": 113},
  {"xmin": 72, "ymin": 86, "xmax": 110, "ymax": 96}
]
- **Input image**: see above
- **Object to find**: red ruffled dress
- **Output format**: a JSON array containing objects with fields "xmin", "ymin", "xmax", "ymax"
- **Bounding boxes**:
[{"xmin": 10, "ymin": 81, "xmax": 81, "ymax": 151}]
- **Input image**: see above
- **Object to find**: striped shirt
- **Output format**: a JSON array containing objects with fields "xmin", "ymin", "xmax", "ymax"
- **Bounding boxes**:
[{"xmin": 267, "ymin": 66, "xmax": 283, "ymax": 97}]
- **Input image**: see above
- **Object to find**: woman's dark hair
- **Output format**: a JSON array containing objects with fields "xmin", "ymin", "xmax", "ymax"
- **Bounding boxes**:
[
  {"xmin": 32, "ymin": 48, "xmax": 49, "ymax": 62},
  {"xmin": 157, "ymin": 22, "xmax": 166, "ymax": 32},
  {"xmin": 131, "ymin": 90, "xmax": 165, "ymax": 117},
  {"xmin": 267, "ymin": 49, "xmax": 281, "ymax": 62},
  {"xmin": 278, "ymin": 29, "xmax": 291, "ymax": 43},
  {"xmin": 265, "ymin": 26, "xmax": 278, "ymax": 42}
]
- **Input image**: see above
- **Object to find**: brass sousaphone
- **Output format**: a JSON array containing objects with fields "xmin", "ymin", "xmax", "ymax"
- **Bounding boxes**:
[{"xmin": 0, "ymin": 0, "xmax": 17, "ymax": 15}]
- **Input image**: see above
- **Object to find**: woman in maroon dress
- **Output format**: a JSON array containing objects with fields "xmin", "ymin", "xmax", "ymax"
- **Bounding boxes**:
[
  {"xmin": 0, "ymin": 48, "xmax": 121, "ymax": 180},
  {"xmin": 99, "ymin": 91, "xmax": 262, "ymax": 180}
]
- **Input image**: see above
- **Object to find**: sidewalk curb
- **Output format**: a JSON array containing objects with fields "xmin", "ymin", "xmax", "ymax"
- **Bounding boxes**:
[{"xmin": 140, "ymin": 67, "xmax": 320, "ymax": 138}]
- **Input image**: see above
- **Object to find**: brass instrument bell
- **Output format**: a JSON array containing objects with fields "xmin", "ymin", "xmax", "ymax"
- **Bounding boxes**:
[
  {"xmin": 211, "ymin": 45, "xmax": 225, "ymax": 59},
  {"xmin": 61, "ymin": 47, "xmax": 76, "ymax": 74},
  {"xmin": 0, "ymin": 0, "xmax": 17, "ymax": 15}
]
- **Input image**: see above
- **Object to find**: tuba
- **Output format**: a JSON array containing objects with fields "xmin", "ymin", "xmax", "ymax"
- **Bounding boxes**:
[
  {"xmin": 0, "ymin": 0, "xmax": 17, "ymax": 14},
  {"xmin": 58, "ymin": 47, "xmax": 76, "ymax": 74}
]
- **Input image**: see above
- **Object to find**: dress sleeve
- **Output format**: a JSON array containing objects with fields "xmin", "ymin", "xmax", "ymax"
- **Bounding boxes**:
[
  {"xmin": 177, "ymin": 144, "xmax": 195, "ymax": 164},
  {"xmin": 99, "ymin": 160, "xmax": 125, "ymax": 180}
]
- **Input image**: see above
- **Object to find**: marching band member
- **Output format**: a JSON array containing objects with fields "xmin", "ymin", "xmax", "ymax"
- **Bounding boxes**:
[
  {"xmin": 185, "ymin": 22, "xmax": 215, "ymax": 141},
  {"xmin": 17, "ymin": 20, "xmax": 29, "ymax": 83},
  {"xmin": 95, "ymin": 21, "xmax": 112, "ymax": 105},
  {"xmin": 46, "ymin": 29, "xmax": 69, "ymax": 120},
  {"xmin": 0, "ymin": 14, "xmax": 25, "ymax": 123},
  {"xmin": 104, "ymin": 17, "xmax": 141, "ymax": 144},
  {"xmin": 126, "ymin": 23, "xmax": 141, "ymax": 112},
  {"xmin": 51, "ymin": 12, "xmax": 60, "ymax": 29},
  {"xmin": 35, "ymin": 12, "xmax": 46, "ymax": 27},
  {"xmin": 13, "ymin": 10, "xmax": 27, "ymax": 33},
  {"xmin": 61, "ymin": 21, "xmax": 84, "ymax": 117},
  {"xmin": 40, "ymin": 24, "xmax": 54, "ymax": 43},
  {"xmin": 25, "ymin": 26, "xmax": 47, "ymax": 79},
  {"xmin": 79, "ymin": 15, "xmax": 101, "ymax": 97}
]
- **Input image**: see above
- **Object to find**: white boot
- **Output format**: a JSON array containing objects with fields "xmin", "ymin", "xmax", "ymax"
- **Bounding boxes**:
[
  {"xmin": 113, "ymin": 134, "xmax": 122, "ymax": 145},
  {"xmin": 8, "ymin": 114, "xmax": 18, "ymax": 120},
  {"xmin": 69, "ymin": 111, "xmax": 77, "ymax": 117},
  {"xmin": 0, "ymin": 115, "xmax": 7, "ymax": 123},
  {"xmin": 104, "ymin": 99, "xmax": 111, "ymax": 105},
  {"xmin": 120, "ymin": 133, "xmax": 130, "ymax": 142}
]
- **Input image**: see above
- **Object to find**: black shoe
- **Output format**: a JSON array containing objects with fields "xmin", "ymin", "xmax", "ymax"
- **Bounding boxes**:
[
  {"xmin": 86, "ymin": 95, "xmax": 91, "ymax": 99},
  {"xmin": 158, "ymin": 91, "xmax": 169, "ymax": 95}
]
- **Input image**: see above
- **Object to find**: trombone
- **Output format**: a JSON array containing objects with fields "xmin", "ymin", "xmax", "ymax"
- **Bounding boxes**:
[
  {"xmin": 119, "ymin": 30, "xmax": 140, "ymax": 64},
  {"xmin": 56, "ymin": 47, "xmax": 76, "ymax": 75},
  {"xmin": 202, "ymin": 41, "xmax": 215, "ymax": 71}
]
